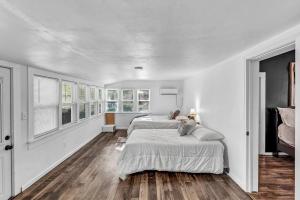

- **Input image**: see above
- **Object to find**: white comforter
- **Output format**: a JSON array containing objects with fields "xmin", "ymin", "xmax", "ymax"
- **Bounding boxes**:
[
  {"xmin": 118, "ymin": 129, "xmax": 224, "ymax": 180},
  {"xmin": 127, "ymin": 115, "xmax": 180, "ymax": 136}
]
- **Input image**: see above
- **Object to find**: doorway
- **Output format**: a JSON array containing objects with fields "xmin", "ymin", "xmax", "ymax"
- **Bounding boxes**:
[
  {"xmin": 0, "ymin": 67, "xmax": 12, "ymax": 200},
  {"xmin": 246, "ymin": 44, "xmax": 296, "ymax": 198}
]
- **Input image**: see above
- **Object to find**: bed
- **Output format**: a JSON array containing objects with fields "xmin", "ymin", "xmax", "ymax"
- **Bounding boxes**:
[
  {"xmin": 118, "ymin": 129, "xmax": 224, "ymax": 180},
  {"xmin": 272, "ymin": 108, "xmax": 295, "ymax": 157},
  {"xmin": 127, "ymin": 115, "xmax": 180, "ymax": 136}
]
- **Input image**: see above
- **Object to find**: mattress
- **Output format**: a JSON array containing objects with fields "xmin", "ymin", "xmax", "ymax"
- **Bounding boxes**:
[
  {"xmin": 278, "ymin": 124, "xmax": 295, "ymax": 147},
  {"xmin": 127, "ymin": 115, "xmax": 180, "ymax": 136},
  {"xmin": 118, "ymin": 129, "xmax": 224, "ymax": 180}
]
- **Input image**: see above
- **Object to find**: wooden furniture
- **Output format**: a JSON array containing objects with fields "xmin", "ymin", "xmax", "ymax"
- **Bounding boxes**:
[
  {"xmin": 271, "ymin": 108, "xmax": 295, "ymax": 158},
  {"xmin": 105, "ymin": 113, "xmax": 115, "ymax": 124}
]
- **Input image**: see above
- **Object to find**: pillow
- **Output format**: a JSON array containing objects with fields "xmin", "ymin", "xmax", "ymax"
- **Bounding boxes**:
[
  {"xmin": 168, "ymin": 111, "xmax": 174, "ymax": 120},
  {"xmin": 178, "ymin": 120, "xmax": 197, "ymax": 136},
  {"xmin": 172, "ymin": 110, "xmax": 180, "ymax": 119},
  {"xmin": 192, "ymin": 127, "xmax": 224, "ymax": 141},
  {"xmin": 175, "ymin": 115, "xmax": 189, "ymax": 121},
  {"xmin": 277, "ymin": 107, "xmax": 295, "ymax": 127}
]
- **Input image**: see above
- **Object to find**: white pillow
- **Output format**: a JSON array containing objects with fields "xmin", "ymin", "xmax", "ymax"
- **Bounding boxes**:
[
  {"xmin": 277, "ymin": 107, "xmax": 295, "ymax": 127},
  {"xmin": 175, "ymin": 115, "xmax": 189, "ymax": 121},
  {"xmin": 192, "ymin": 127, "xmax": 224, "ymax": 141},
  {"xmin": 178, "ymin": 120, "xmax": 197, "ymax": 136}
]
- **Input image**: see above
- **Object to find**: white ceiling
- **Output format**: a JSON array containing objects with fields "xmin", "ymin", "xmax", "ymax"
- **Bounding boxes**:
[{"xmin": 0, "ymin": 0, "xmax": 300, "ymax": 84}]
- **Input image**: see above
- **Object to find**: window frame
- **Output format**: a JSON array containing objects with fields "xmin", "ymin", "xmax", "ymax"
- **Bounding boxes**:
[
  {"xmin": 89, "ymin": 86, "xmax": 98, "ymax": 117},
  {"xmin": 61, "ymin": 80, "xmax": 77, "ymax": 127},
  {"xmin": 28, "ymin": 67, "xmax": 103, "ymax": 144},
  {"xmin": 105, "ymin": 89, "xmax": 119, "ymax": 113},
  {"xmin": 78, "ymin": 83, "xmax": 89, "ymax": 121},
  {"xmin": 137, "ymin": 89, "xmax": 151, "ymax": 113},
  {"xmin": 121, "ymin": 89, "xmax": 135, "ymax": 112},
  {"xmin": 32, "ymin": 74, "xmax": 60, "ymax": 137},
  {"xmin": 97, "ymin": 88, "xmax": 104, "ymax": 115}
]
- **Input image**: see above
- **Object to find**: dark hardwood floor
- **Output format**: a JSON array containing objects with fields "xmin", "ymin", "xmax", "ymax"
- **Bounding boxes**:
[
  {"xmin": 14, "ymin": 130, "xmax": 251, "ymax": 200},
  {"xmin": 250, "ymin": 155, "xmax": 295, "ymax": 200}
]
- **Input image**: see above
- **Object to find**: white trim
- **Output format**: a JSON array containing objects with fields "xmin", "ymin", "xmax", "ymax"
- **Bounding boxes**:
[
  {"xmin": 121, "ymin": 89, "xmax": 135, "ymax": 112},
  {"xmin": 27, "ymin": 67, "xmax": 102, "ymax": 144},
  {"xmin": 246, "ymin": 42, "xmax": 296, "ymax": 193},
  {"xmin": 137, "ymin": 89, "xmax": 151, "ymax": 113},
  {"xmin": 258, "ymin": 73, "xmax": 266, "ymax": 154}
]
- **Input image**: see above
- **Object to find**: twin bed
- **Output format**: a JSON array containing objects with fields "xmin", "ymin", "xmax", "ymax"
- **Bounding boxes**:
[
  {"xmin": 118, "ymin": 115, "xmax": 225, "ymax": 179},
  {"xmin": 127, "ymin": 115, "xmax": 180, "ymax": 136}
]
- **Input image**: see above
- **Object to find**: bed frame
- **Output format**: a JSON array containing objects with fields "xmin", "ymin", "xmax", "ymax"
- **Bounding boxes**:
[{"xmin": 272, "ymin": 108, "xmax": 295, "ymax": 158}]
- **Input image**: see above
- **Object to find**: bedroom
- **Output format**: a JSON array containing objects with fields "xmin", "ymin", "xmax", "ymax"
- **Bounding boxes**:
[{"xmin": 0, "ymin": 0, "xmax": 299, "ymax": 200}]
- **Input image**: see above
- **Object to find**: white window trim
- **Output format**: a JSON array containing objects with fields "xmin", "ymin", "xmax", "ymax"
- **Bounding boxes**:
[
  {"xmin": 97, "ymin": 88, "xmax": 104, "ymax": 115},
  {"xmin": 78, "ymin": 83, "xmax": 89, "ymax": 121},
  {"xmin": 89, "ymin": 86, "xmax": 98, "ymax": 118},
  {"xmin": 137, "ymin": 89, "xmax": 151, "ymax": 113},
  {"xmin": 105, "ymin": 89, "xmax": 119, "ymax": 113},
  {"xmin": 28, "ymin": 67, "xmax": 103, "ymax": 144},
  {"xmin": 121, "ymin": 89, "xmax": 135, "ymax": 112},
  {"xmin": 30, "ymin": 74, "xmax": 60, "ymax": 138},
  {"xmin": 61, "ymin": 80, "xmax": 77, "ymax": 127}
]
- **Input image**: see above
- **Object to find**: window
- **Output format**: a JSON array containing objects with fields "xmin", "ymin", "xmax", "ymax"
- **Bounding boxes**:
[
  {"xmin": 137, "ymin": 89, "xmax": 150, "ymax": 112},
  {"xmin": 122, "ymin": 89, "xmax": 134, "ymax": 112},
  {"xmin": 33, "ymin": 76, "xmax": 59, "ymax": 136},
  {"xmin": 90, "ymin": 87, "xmax": 97, "ymax": 116},
  {"xmin": 98, "ymin": 88, "xmax": 103, "ymax": 114},
  {"xmin": 106, "ymin": 89, "xmax": 118, "ymax": 112},
  {"xmin": 78, "ymin": 84, "xmax": 88, "ymax": 119},
  {"xmin": 62, "ymin": 81, "xmax": 76, "ymax": 125}
]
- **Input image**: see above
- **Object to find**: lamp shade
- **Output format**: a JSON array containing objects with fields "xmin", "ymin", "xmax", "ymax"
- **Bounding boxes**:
[{"xmin": 190, "ymin": 108, "xmax": 197, "ymax": 115}]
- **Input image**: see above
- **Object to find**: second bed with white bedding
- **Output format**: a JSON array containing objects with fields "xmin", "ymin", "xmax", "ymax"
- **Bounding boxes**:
[
  {"xmin": 118, "ymin": 129, "xmax": 224, "ymax": 180},
  {"xmin": 127, "ymin": 115, "xmax": 180, "ymax": 136}
]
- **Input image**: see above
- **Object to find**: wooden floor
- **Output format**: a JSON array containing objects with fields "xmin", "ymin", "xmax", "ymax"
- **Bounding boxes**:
[
  {"xmin": 250, "ymin": 155, "xmax": 295, "ymax": 200},
  {"xmin": 14, "ymin": 130, "xmax": 251, "ymax": 200}
]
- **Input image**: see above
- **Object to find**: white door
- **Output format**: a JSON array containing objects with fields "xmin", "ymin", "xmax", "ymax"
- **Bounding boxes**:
[{"xmin": 0, "ymin": 67, "xmax": 12, "ymax": 200}]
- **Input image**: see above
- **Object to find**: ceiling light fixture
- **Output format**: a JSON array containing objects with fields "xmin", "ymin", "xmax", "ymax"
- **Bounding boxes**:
[{"xmin": 134, "ymin": 66, "xmax": 143, "ymax": 70}]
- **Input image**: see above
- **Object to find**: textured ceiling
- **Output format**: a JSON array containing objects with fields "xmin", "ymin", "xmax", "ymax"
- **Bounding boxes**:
[{"xmin": 0, "ymin": 0, "xmax": 300, "ymax": 84}]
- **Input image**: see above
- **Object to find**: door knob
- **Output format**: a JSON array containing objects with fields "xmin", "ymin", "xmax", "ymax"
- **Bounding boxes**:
[
  {"xmin": 5, "ymin": 145, "xmax": 13, "ymax": 151},
  {"xmin": 5, "ymin": 135, "xmax": 10, "ymax": 140}
]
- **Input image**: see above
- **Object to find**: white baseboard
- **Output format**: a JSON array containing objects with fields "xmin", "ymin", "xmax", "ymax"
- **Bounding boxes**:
[
  {"xmin": 259, "ymin": 152, "xmax": 288, "ymax": 156},
  {"xmin": 21, "ymin": 132, "xmax": 102, "ymax": 191},
  {"xmin": 116, "ymin": 126, "xmax": 128, "ymax": 130},
  {"xmin": 226, "ymin": 171, "xmax": 246, "ymax": 192}
]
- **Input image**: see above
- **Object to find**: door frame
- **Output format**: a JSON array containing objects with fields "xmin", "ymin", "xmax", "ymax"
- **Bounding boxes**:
[
  {"xmin": 246, "ymin": 42, "xmax": 296, "ymax": 192},
  {"xmin": 0, "ymin": 66, "xmax": 14, "ymax": 198},
  {"xmin": 258, "ymin": 72, "xmax": 266, "ymax": 155}
]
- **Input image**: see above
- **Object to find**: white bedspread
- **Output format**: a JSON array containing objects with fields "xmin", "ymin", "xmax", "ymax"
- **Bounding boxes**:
[
  {"xmin": 118, "ymin": 129, "xmax": 224, "ymax": 180},
  {"xmin": 127, "ymin": 115, "xmax": 180, "ymax": 136}
]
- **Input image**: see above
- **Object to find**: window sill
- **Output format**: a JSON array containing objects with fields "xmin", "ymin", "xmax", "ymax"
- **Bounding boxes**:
[{"xmin": 27, "ymin": 115, "xmax": 102, "ymax": 149}]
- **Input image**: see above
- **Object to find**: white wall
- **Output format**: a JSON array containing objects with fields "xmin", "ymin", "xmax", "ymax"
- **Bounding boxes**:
[
  {"xmin": 105, "ymin": 80, "xmax": 184, "ymax": 128},
  {"xmin": 295, "ymin": 37, "xmax": 300, "ymax": 200},
  {"xmin": 183, "ymin": 57, "xmax": 247, "ymax": 189},
  {"xmin": 183, "ymin": 24, "xmax": 300, "ymax": 192},
  {"xmin": 1, "ymin": 61, "xmax": 104, "ymax": 195}
]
